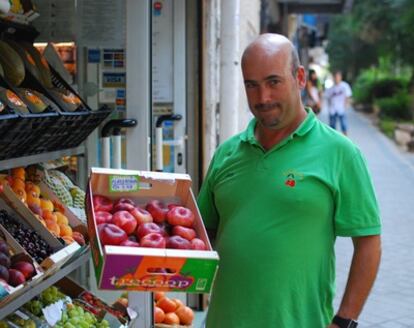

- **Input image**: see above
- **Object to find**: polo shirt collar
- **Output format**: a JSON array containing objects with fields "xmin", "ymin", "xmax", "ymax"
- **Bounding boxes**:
[{"xmin": 239, "ymin": 108, "xmax": 316, "ymax": 145}]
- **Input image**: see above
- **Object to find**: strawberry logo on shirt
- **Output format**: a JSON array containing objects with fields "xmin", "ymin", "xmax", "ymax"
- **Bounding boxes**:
[
  {"xmin": 285, "ymin": 174, "xmax": 296, "ymax": 187},
  {"xmin": 283, "ymin": 170, "xmax": 303, "ymax": 188}
]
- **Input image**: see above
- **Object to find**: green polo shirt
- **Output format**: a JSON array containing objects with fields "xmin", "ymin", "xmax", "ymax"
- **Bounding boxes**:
[{"xmin": 198, "ymin": 110, "xmax": 381, "ymax": 328}]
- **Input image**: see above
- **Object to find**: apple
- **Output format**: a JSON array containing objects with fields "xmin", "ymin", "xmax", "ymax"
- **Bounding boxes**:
[
  {"xmin": 167, "ymin": 203, "xmax": 181, "ymax": 210},
  {"xmin": 130, "ymin": 207, "xmax": 153, "ymax": 225},
  {"xmin": 72, "ymin": 231, "xmax": 86, "ymax": 246},
  {"xmin": 113, "ymin": 198, "xmax": 135, "ymax": 212},
  {"xmin": 0, "ymin": 265, "xmax": 9, "ymax": 283},
  {"xmin": 8, "ymin": 269, "xmax": 25, "ymax": 286},
  {"xmin": 98, "ymin": 223, "xmax": 128, "ymax": 246},
  {"xmin": 140, "ymin": 233, "xmax": 166, "ymax": 248},
  {"xmin": 0, "ymin": 253, "xmax": 10, "ymax": 268},
  {"xmin": 0, "ymin": 241, "xmax": 9, "ymax": 255},
  {"xmin": 191, "ymin": 238, "xmax": 207, "ymax": 250},
  {"xmin": 166, "ymin": 235, "xmax": 191, "ymax": 250},
  {"xmin": 167, "ymin": 206, "xmax": 195, "ymax": 227},
  {"xmin": 11, "ymin": 261, "xmax": 35, "ymax": 279},
  {"xmin": 146, "ymin": 200, "xmax": 169, "ymax": 223},
  {"xmin": 112, "ymin": 210, "xmax": 138, "ymax": 235},
  {"xmin": 172, "ymin": 225, "xmax": 196, "ymax": 241},
  {"xmin": 120, "ymin": 239, "xmax": 140, "ymax": 247},
  {"xmin": 136, "ymin": 222, "xmax": 162, "ymax": 239},
  {"xmin": 95, "ymin": 211, "xmax": 113, "ymax": 225},
  {"xmin": 93, "ymin": 195, "xmax": 113, "ymax": 212}
]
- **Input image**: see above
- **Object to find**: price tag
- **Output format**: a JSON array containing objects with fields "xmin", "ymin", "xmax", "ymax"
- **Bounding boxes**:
[{"xmin": 109, "ymin": 176, "xmax": 140, "ymax": 192}]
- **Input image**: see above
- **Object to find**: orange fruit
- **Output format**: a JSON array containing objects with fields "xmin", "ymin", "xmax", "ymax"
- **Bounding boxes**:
[
  {"xmin": 55, "ymin": 212, "xmax": 69, "ymax": 225},
  {"xmin": 154, "ymin": 291, "xmax": 165, "ymax": 302},
  {"xmin": 59, "ymin": 224, "xmax": 73, "ymax": 237},
  {"xmin": 163, "ymin": 312, "xmax": 180, "ymax": 325},
  {"xmin": 11, "ymin": 178, "xmax": 25, "ymax": 190},
  {"xmin": 154, "ymin": 306, "xmax": 165, "ymax": 324},
  {"xmin": 42, "ymin": 210, "xmax": 57, "ymax": 222},
  {"xmin": 45, "ymin": 219, "xmax": 60, "ymax": 236},
  {"xmin": 40, "ymin": 198, "xmax": 54, "ymax": 212},
  {"xmin": 62, "ymin": 236, "xmax": 74, "ymax": 244},
  {"xmin": 171, "ymin": 298, "xmax": 184, "ymax": 309},
  {"xmin": 157, "ymin": 297, "xmax": 177, "ymax": 313},
  {"xmin": 175, "ymin": 305, "xmax": 194, "ymax": 325},
  {"xmin": 11, "ymin": 167, "xmax": 25, "ymax": 181},
  {"xmin": 25, "ymin": 182, "xmax": 40, "ymax": 197}
]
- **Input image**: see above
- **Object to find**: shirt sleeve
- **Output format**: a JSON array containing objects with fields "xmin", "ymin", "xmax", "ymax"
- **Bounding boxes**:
[
  {"xmin": 197, "ymin": 154, "xmax": 220, "ymax": 231},
  {"xmin": 344, "ymin": 82, "xmax": 352, "ymax": 97},
  {"xmin": 333, "ymin": 147, "xmax": 381, "ymax": 237}
]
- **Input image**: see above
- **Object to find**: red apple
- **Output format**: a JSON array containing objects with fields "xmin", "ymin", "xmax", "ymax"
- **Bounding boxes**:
[
  {"xmin": 130, "ymin": 207, "xmax": 153, "ymax": 225},
  {"xmin": 98, "ymin": 223, "xmax": 128, "ymax": 246},
  {"xmin": 28, "ymin": 203, "xmax": 43, "ymax": 217},
  {"xmin": 120, "ymin": 239, "xmax": 140, "ymax": 247},
  {"xmin": 112, "ymin": 210, "xmax": 138, "ymax": 235},
  {"xmin": 172, "ymin": 225, "xmax": 196, "ymax": 241},
  {"xmin": 166, "ymin": 235, "xmax": 191, "ymax": 250},
  {"xmin": 167, "ymin": 206, "xmax": 195, "ymax": 227},
  {"xmin": 8, "ymin": 269, "xmax": 25, "ymax": 286},
  {"xmin": 191, "ymin": 238, "xmax": 207, "ymax": 250},
  {"xmin": 95, "ymin": 211, "xmax": 113, "ymax": 225},
  {"xmin": 167, "ymin": 203, "xmax": 181, "ymax": 210},
  {"xmin": 136, "ymin": 222, "xmax": 162, "ymax": 239},
  {"xmin": 72, "ymin": 231, "xmax": 86, "ymax": 246},
  {"xmin": 11, "ymin": 261, "xmax": 35, "ymax": 279},
  {"xmin": 146, "ymin": 200, "xmax": 169, "ymax": 223},
  {"xmin": 93, "ymin": 195, "xmax": 113, "ymax": 212},
  {"xmin": 113, "ymin": 198, "xmax": 136, "ymax": 212},
  {"xmin": 140, "ymin": 233, "xmax": 166, "ymax": 248}
]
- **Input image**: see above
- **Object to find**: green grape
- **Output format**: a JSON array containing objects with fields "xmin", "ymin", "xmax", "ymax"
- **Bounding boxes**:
[{"xmin": 64, "ymin": 323, "xmax": 76, "ymax": 328}]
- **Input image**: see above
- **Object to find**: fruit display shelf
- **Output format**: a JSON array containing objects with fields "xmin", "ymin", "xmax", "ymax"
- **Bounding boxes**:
[{"xmin": 0, "ymin": 248, "xmax": 89, "ymax": 320}]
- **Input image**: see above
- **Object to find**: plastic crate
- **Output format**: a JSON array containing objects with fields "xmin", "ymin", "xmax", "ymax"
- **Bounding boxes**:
[{"xmin": 0, "ymin": 112, "xmax": 21, "ymax": 160}]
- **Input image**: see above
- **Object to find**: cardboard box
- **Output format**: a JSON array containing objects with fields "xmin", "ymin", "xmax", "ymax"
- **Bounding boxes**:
[
  {"xmin": 87, "ymin": 168, "xmax": 219, "ymax": 293},
  {"xmin": 0, "ymin": 182, "xmax": 80, "ymax": 272},
  {"xmin": 0, "ymin": 225, "xmax": 44, "ymax": 305}
]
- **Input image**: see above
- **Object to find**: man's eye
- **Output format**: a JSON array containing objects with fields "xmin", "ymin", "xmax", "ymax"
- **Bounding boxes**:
[
  {"xmin": 245, "ymin": 82, "xmax": 256, "ymax": 89},
  {"xmin": 269, "ymin": 79, "xmax": 279, "ymax": 86}
]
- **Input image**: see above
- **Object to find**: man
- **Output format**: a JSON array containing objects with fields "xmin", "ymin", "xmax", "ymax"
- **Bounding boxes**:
[
  {"xmin": 197, "ymin": 34, "xmax": 381, "ymax": 328},
  {"xmin": 325, "ymin": 71, "xmax": 352, "ymax": 135}
]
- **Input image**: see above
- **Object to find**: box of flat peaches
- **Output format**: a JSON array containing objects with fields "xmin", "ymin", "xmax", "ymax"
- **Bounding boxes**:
[
  {"xmin": 86, "ymin": 167, "xmax": 219, "ymax": 294},
  {"xmin": 0, "ymin": 167, "xmax": 88, "ymax": 277}
]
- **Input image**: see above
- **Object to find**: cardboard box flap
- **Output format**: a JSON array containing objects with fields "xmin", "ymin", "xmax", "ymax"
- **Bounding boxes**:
[{"xmin": 89, "ymin": 168, "xmax": 192, "ymax": 199}]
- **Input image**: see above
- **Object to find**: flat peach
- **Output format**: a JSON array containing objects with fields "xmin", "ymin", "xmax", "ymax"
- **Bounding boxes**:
[
  {"xmin": 40, "ymin": 199, "xmax": 54, "ymax": 212},
  {"xmin": 59, "ymin": 224, "xmax": 73, "ymax": 237},
  {"xmin": 55, "ymin": 212, "xmax": 69, "ymax": 225}
]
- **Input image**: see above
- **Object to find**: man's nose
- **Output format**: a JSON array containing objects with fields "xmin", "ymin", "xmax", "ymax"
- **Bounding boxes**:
[{"xmin": 258, "ymin": 86, "xmax": 272, "ymax": 103}]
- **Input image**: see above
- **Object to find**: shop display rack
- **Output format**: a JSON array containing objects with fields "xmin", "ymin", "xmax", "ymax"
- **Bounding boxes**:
[
  {"xmin": 0, "ymin": 17, "xmax": 100, "ymax": 325},
  {"xmin": 0, "ymin": 249, "xmax": 90, "ymax": 320}
]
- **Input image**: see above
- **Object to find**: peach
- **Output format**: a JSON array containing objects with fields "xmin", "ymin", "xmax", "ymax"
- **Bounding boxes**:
[
  {"xmin": 12, "ymin": 187, "xmax": 27, "ymax": 203},
  {"xmin": 11, "ymin": 178, "xmax": 25, "ymax": 190},
  {"xmin": 55, "ymin": 212, "xmax": 69, "ymax": 225},
  {"xmin": 59, "ymin": 224, "xmax": 73, "ymax": 237},
  {"xmin": 40, "ymin": 199, "xmax": 54, "ymax": 212},
  {"xmin": 62, "ymin": 236, "xmax": 74, "ymax": 244},
  {"xmin": 45, "ymin": 219, "xmax": 60, "ymax": 236},
  {"xmin": 11, "ymin": 167, "xmax": 25, "ymax": 181},
  {"xmin": 25, "ymin": 182, "xmax": 40, "ymax": 197},
  {"xmin": 42, "ymin": 210, "xmax": 57, "ymax": 222},
  {"xmin": 27, "ymin": 193, "xmax": 41, "ymax": 207}
]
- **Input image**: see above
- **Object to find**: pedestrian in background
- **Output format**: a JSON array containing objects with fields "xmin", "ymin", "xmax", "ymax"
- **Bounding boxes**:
[
  {"xmin": 325, "ymin": 71, "xmax": 352, "ymax": 135},
  {"xmin": 304, "ymin": 68, "xmax": 322, "ymax": 114},
  {"xmin": 198, "ymin": 33, "xmax": 381, "ymax": 328}
]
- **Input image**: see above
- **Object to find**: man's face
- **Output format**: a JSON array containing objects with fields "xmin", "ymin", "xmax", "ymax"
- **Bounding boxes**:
[
  {"xmin": 242, "ymin": 49, "xmax": 305, "ymax": 131},
  {"xmin": 334, "ymin": 72, "xmax": 342, "ymax": 84}
]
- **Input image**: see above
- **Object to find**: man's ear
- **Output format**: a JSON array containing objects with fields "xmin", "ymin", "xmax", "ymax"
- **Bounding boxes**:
[{"xmin": 296, "ymin": 66, "xmax": 306, "ymax": 89}]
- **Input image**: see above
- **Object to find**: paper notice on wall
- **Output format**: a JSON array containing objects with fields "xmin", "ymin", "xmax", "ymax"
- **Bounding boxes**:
[
  {"xmin": 152, "ymin": 0, "xmax": 173, "ymax": 103},
  {"xmin": 78, "ymin": 0, "xmax": 126, "ymax": 48}
]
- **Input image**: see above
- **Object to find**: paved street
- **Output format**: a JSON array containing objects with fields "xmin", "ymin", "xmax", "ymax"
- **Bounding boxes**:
[{"xmin": 323, "ymin": 109, "xmax": 414, "ymax": 327}]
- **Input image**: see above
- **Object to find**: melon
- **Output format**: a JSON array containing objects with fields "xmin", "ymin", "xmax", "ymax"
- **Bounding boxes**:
[
  {"xmin": 21, "ymin": 42, "xmax": 53, "ymax": 89},
  {"xmin": 6, "ymin": 40, "xmax": 42, "ymax": 83},
  {"xmin": 0, "ymin": 41, "xmax": 25, "ymax": 86}
]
